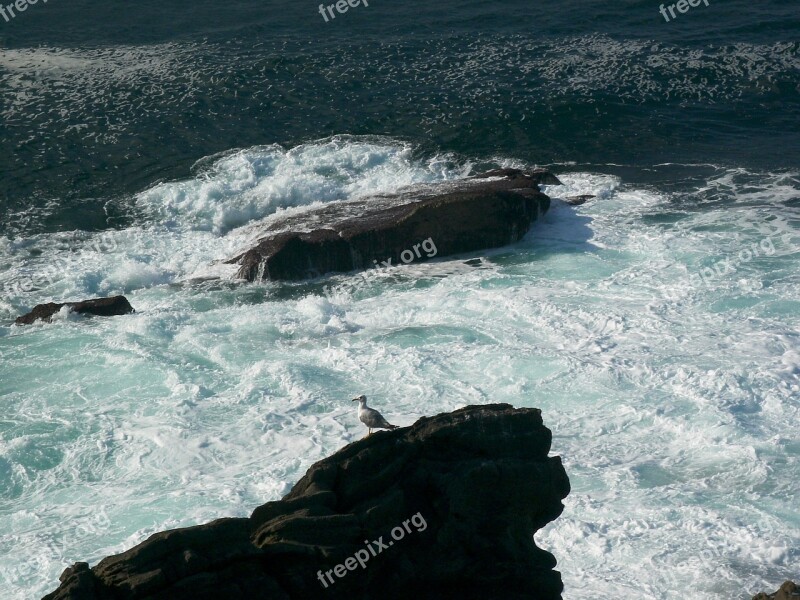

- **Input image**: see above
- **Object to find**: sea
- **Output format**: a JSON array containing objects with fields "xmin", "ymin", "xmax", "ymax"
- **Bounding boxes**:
[{"xmin": 1, "ymin": 1, "xmax": 798, "ymax": 598}]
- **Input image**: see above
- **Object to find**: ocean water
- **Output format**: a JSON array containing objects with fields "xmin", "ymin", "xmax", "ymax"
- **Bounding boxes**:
[{"xmin": 1, "ymin": 1, "xmax": 799, "ymax": 599}]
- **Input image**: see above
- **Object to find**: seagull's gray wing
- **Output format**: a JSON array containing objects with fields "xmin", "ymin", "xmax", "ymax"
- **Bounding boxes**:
[{"xmin": 361, "ymin": 407, "xmax": 396, "ymax": 429}]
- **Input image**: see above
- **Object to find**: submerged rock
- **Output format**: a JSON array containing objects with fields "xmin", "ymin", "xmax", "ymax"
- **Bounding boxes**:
[
  {"xmin": 753, "ymin": 581, "xmax": 799, "ymax": 600},
  {"xmin": 43, "ymin": 404, "xmax": 570, "ymax": 600},
  {"xmin": 15, "ymin": 296, "xmax": 135, "ymax": 325},
  {"xmin": 563, "ymin": 195, "xmax": 594, "ymax": 206},
  {"xmin": 225, "ymin": 168, "xmax": 560, "ymax": 281}
]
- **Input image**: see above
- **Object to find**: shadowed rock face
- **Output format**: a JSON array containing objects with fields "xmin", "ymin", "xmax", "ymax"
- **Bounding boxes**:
[
  {"xmin": 15, "ymin": 296, "xmax": 135, "ymax": 325},
  {"xmin": 225, "ymin": 168, "xmax": 560, "ymax": 281},
  {"xmin": 43, "ymin": 404, "xmax": 570, "ymax": 600}
]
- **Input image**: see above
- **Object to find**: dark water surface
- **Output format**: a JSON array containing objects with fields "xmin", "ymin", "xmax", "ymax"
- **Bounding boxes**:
[{"xmin": 1, "ymin": 0, "xmax": 798, "ymax": 234}]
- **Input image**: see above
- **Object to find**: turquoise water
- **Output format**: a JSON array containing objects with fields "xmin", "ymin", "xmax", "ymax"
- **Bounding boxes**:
[
  {"xmin": 1, "ymin": 0, "xmax": 799, "ymax": 597},
  {"xmin": 1, "ymin": 141, "xmax": 798, "ymax": 598}
]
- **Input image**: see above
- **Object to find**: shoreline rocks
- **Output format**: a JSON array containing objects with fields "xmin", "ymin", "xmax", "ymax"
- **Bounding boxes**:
[
  {"xmin": 43, "ymin": 404, "xmax": 570, "ymax": 600},
  {"xmin": 15, "ymin": 296, "xmax": 135, "ymax": 326},
  {"xmin": 225, "ymin": 168, "xmax": 560, "ymax": 282}
]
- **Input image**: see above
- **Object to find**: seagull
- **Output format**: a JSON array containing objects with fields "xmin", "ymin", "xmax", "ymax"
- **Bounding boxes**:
[{"xmin": 352, "ymin": 395, "xmax": 399, "ymax": 436}]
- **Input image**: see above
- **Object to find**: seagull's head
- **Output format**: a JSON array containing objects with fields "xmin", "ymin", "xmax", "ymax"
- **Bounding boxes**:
[{"xmin": 352, "ymin": 395, "xmax": 366, "ymax": 403}]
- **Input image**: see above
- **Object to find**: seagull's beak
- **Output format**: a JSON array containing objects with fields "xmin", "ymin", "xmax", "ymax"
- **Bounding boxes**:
[{"xmin": 352, "ymin": 397, "xmax": 359, "ymax": 402}]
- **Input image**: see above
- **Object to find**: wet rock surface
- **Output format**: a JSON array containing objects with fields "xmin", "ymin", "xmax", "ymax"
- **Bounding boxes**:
[
  {"xmin": 15, "ymin": 296, "xmax": 135, "ymax": 325},
  {"xmin": 225, "ymin": 169, "xmax": 559, "ymax": 281}
]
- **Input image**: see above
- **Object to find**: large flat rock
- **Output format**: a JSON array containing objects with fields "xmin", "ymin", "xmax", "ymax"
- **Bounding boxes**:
[{"xmin": 225, "ymin": 168, "xmax": 560, "ymax": 281}]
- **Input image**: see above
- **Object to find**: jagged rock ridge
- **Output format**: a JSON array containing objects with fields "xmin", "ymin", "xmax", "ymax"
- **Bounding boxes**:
[{"xmin": 44, "ymin": 404, "xmax": 570, "ymax": 600}]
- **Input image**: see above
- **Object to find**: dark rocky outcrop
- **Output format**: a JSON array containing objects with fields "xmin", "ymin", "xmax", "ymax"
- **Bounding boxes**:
[
  {"xmin": 225, "ymin": 169, "xmax": 560, "ymax": 281},
  {"xmin": 753, "ymin": 581, "xmax": 799, "ymax": 600},
  {"xmin": 43, "ymin": 404, "xmax": 570, "ymax": 600},
  {"xmin": 15, "ymin": 296, "xmax": 135, "ymax": 325}
]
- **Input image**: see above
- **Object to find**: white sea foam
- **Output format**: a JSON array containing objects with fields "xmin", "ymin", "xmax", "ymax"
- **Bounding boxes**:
[
  {"xmin": 136, "ymin": 137, "xmax": 470, "ymax": 235},
  {"xmin": 0, "ymin": 140, "xmax": 798, "ymax": 600}
]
